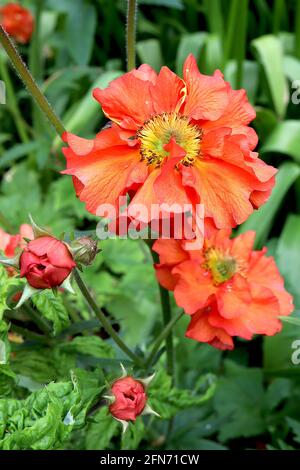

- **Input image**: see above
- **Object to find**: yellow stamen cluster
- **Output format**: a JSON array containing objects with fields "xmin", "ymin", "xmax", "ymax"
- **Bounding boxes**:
[
  {"xmin": 137, "ymin": 112, "xmax": 202, "ymax": 168},
  {"xmin": 204, "ymin": 247, "xmax": 238, "ymax": 285}
]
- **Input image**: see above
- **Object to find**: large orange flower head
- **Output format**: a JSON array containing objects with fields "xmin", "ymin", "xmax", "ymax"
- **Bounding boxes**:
[
  {"xmin": 63, "ymin": 55, "xmax": 276, "ymax": 232},
  {"xmin": 153, "ymin": 230, "xmax": 294, "ymax": 350},
  {"xmin": 0, "ymin": 3, "xmax": 34, "ymax": 44}
]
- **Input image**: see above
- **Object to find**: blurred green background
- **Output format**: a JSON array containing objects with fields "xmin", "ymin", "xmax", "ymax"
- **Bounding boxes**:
[{"xmin": 1, "ymin": 0, "xmax": 300, "ymax": 450}]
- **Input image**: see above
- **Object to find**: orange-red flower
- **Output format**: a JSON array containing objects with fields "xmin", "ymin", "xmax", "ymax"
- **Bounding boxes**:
[
  {"xmin": 63, "ymin": 55, "xmax": 276, "ymax": 234},
  {"xmin": 0, "ymin": 224, "xmax": 33, "ymax": 258},
  {"xmin": 0, "ymin": 3, "xmax": 34, "ymax": 44},
  {"xmin": 153, "ymin": 230, "xmax": 294, "ymax": 350}
]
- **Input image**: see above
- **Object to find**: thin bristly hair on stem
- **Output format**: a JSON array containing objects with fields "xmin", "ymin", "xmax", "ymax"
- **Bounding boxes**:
[
  {"xmin": 0, "ymin": 25, "xmax": 65, "ymax": 136},
  {"xmin": 126, "ymin": 0, "xmax": 138, "ymax": 71}
]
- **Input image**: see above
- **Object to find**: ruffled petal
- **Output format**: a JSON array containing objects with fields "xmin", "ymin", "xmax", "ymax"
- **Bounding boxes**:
[
  {"xmin": 63, "ymin": 145, "xmax": 142, "ymax": 215},
  {"xmin": 216, "ymin": 274, "xmax": 252, "ymax": 319},
  {"xmin": 182, "ymin": 54, "xmax": 228, "ymax": 121},
  {"xmin": 150, "ymin": 66, "xmax": 185, "ymax": 114},
  {"xmin": 153, "ymin": 238, "xmax": 188, "ymax": 266},
  {"xmin": 93, "ymin": 70, "xmax": 154, "ymax": 130},
  {"xmin": 248, "ymin": 251, "xmax": 294, "ymax": 316},
  {"xmin": 202, "ymin": 88, "xmax": 256, "ymax": 130},
  {"xmin": 186, "ymin": 307, "xmax": 234, "ymax": 350},
  {"xmin": 182, "ymin": 159, "xmax": 255, "ymax": 228},
  {"xmin": 173, "ymin": 260, "xmax": 216, "ymax": 314}
]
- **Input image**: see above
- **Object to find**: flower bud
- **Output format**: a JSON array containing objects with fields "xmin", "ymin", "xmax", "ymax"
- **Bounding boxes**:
[
  {"xmin": 20, "ymin": 236, "xmax": 76, "ymax": 289},
  {"xmin": 71, "ymin": 236, "xmax": 98, "ymax": 266},
  {"xmin": 109, "ymin": 376, "xmax": 147, "ymax": 422},
  {"xmin": 105, "ymin": 365, "xmax": 159, "ymax": 432}
]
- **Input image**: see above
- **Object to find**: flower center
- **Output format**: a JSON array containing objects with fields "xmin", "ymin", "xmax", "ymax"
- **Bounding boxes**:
[
  {"xmin": 138, "ymin": 112, "xmax": 202, "ymax": 168},
  {"xmin": 204, "ymin": 247, "xmax": 237, "ymax": 285}
]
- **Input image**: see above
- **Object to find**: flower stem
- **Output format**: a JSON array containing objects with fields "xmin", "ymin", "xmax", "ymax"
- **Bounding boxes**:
[
  {"xmin": 73, "ymin": 269, "xmax": 145, "ymax": 368},
  {"xmin": 22, "ymin": 302, "xmax": 52, "ymax": 335},
  {"xmin": 126, "ymin": 0, "xmax": 137, "ymax": 71},
  {"xmin": 150, "ymin": 249, "xmax": 175, "ymax": 381},
  {"xmin": 0, "ymin": 56, "xmax": 29, "ymax": 143},
  {"xmin": 0, "ymin": 25, "xmax": 65, "ymax": 136},
  {"xmin": 146, "ymin": 310, "xmax": 184, "ymax": 369}
]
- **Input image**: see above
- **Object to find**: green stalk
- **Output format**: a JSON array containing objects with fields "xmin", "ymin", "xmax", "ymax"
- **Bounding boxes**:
[
  {"xmin": 29, "ymin": 0, "xmax": 49, "ymax": 138},
  {"xmin": 146, "ymin": 311, "xmax": 184, "ymax": 369},
  {"xmin": 22, "ymin": 302, "xmax": 52, "ymax": 335},
  {"xmin": 73, "ymin": 269, "xmax": 145, "ymax": 368},
  {"xmin": 235, "ymin": 0, "xmax": 248, "ymax": 89},
  {"xmin": 126, "ymin": 0, "xmax": 137, "ymax": 71},
  {"xmin": 203, "ymin": 0, "xmax": 223, "ymax": 37},
  {"xmin": 273, "ymin": 0, "xmax": 284, "ymax": 34},
  {"xmin": 0, "ymin": 56, "xmax": 29, "ymax": 143},
  {"xmin": 0, "ymin": 25, "xmax": 65, "ymax": 136},
  {"xmin": 150, "ymin": 250, "xmax": 175, "ymax": 381},
  {"xmin": 223, "ymin": 0, "xmax": 239, "ymax": 66}
]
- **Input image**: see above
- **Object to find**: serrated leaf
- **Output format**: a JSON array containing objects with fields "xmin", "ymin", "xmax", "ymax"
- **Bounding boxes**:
[
  {"xmin": 213, "ymin": 360, "xmax": 265, "ymax": 442},
  {"xmin": 85, "ymin": 406, "xmax": 119, "ymax": 450},
  {"xmin": 59, "ymin": 336, "xmax": 115, "ymax": 360},
  {"xmin": 0, "ymin": 369, "xmax": 103, "ymax": 450},
  {"xmin": 121, "ymin": 417, "xmax": 145, "ymax": 450},
  {"xmin": 32, "ymin": 291, "xmax": 70, "ymax": 336},
  {"xmin": 148, "ymin": 370, "xmax": 216, "ymax": 420}
]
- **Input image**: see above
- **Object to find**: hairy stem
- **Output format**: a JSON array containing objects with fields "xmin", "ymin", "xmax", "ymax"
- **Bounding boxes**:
[
  {"xmin": 0, "ymin": 25, "xmax": 65, "ymax": 136},
  {"xmin": 73, "ymin": 269, "xmax": 145, "ymax": 368},
  {"xmin": 0, "ymin": 56, "xmax": 29, "ymax": 143},
  {"xmin": 146, "ymin": 310, "xmax": 184, "ymax": 369},
  {"xmin": 150, "ymin": 249, "xmax": 175, "ymax": 381},
  {"xmin": 126, "ymin": 0, "xmax": 137, "ymax": 71}
]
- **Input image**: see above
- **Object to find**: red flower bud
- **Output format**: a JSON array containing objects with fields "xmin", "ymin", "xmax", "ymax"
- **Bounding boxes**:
[
  {"xmin": 20, "ymin": 236, "xmax": 76, "ymax": 289},
  {"xmin": 0, "ymin": 3, "xmax": 34, "ymax": 44},
  {"xmin": 109, "ymin": 376, "xmax": 147, "ymax": 422}
]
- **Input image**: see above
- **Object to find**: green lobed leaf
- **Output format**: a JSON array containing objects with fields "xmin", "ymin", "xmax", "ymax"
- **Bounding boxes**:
[
  {"xmin": 148, "ymin": 370, "xmax": 216, "ymax": 420},
  {"xmin": 85, "ymin": 406, "xmax": 119, "ymax": 450},
  {"xmin": 32, "ymin": 291, "xmax": 70, "ymax": 336},
  {"xmin": 213, "ymin": 360, "xmax": 265, "ymax": 442},
  {"xmin": 58, "ymin": 336, "xmax": 115, "ymax": 360},
  {"xmin": 0, "ymin": 369, "xmax": 103, "ymax": 450}
]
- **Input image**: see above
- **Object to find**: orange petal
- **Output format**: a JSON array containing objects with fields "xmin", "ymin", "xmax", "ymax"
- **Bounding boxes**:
[
  {"xmin": 202, "ymin": 88, "xmax": 256, "ymax": 132},
  {"xmin": 128, "ymin": 169, "xmax": 161, "ymax": 223},
  {"xmin": 216, "ymin": 274, "xmax": 252, "ymax": 320},
  {"xmin": 93, "ymin": 71, "xmax": 154, "ymax": 130},
  {"xmin": 173, "ymin": 260, "xmax": 216, "ymax": 314},
  {"xmin": 150, "ymin": 66, "xmax": 185, "ymax": 114},
  {"xmin": 248, "ymin": 252, "xmax": 294, "ymax": 316},
  {"xmin": 186, "ymin": 307, "xmax": 234, "ymax": 350},
  {"xmin": 155, "ymin": 265, "xmax": 177, "ymax": 291},
  {"xmin": 182, "ymin": 54, "xmax": 228, "ymax": 121},
  {"xmin": 182, "ymin": 159, "xmax": 255, "ymax": 228},
  {"xmin": 63, "ymin": 146, "xmax": 141, "ymax": 215},
  {"xmin": 153, "ymin": 238, "xmax": 188, "ymax": 266}
]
